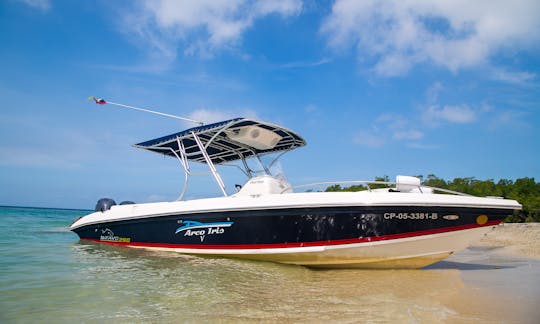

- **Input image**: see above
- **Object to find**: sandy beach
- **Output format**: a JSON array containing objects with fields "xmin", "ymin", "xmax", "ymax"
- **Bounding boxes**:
[
  {"xmin": 424, "ymin": 223, "xmax": 540, "ymax": 323},
  {"xmin": 476, "ymin": 223, "xmax": 540, "ymax": 259}
]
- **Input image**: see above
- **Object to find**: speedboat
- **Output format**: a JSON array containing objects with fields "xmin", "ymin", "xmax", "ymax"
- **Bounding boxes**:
[{"xmin": 70, "ymin": 117, "xmax": 521, "ymax": 268}]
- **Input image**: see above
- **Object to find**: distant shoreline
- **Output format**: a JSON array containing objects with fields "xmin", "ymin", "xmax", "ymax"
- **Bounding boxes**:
[{"xmin": 0, "ymin": 205, "xmax": 92, "ymax": 213}]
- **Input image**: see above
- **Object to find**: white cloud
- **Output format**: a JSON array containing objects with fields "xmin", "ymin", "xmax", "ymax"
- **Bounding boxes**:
[
  {"xmin": 304, "ymin": 104, "xmax": 317, "ymax": 114},
  {"xmin": 0, "ymin": 146, "xmax": 83, "ymax": 169},
  {"xmin": 321, "ymin": 0, "xmax": 540, "ymax": 76},
  {"xmin": 425, "ymin": 82, "xmax": 444, "ymax": 104},
  {"xmin": 18, "ymin": 0, "xmax": 50, "ymax": 11},
  {"xmin": 0, "ymin": 127, "xmax": 126, "ymax": 170},
  {"xmin": 121, "ymin": 0, "xmax": 302, "ymax": 65},
  {"xmin": 376, "ymin": 113, "xmax": 424, "ymax": 141},
  {"xmin": 353, "ymin": 130, "xmax": 385, "ymax": 148},
  {"xmin": 377, "ymin": 113, "xmax": 408, "ymax": 130},
  {"xmin": 0, "ymin": 113, "xmax": 139, "ymax": 171},
  {"xmin": 393, "ymin": 130, "xmax": 424, "ymax": 140},
  {"xmin": 353, "ymin": 114, "xmax": 424, "ymax": 147},
  {"xmin": 187, "ymin": 108, "xmax": 258, "ymax": 126},
  {"xmin": 407, "ymin": 143, "xmax": 440, "ymax": 150},
  {"xmin": 488, "ymin": 109, "xmax": 530, "ymax": 130},
  {"xmin": 278, "ymin": 58, "xmax": 332, "ymax": 69},
  {"xmin": 423, "ymin": 104, "xmax": 477, "ymax": 124},
  {"xmin": 490, "ymin": 68, "xmax": 537, "ymax": 85}
]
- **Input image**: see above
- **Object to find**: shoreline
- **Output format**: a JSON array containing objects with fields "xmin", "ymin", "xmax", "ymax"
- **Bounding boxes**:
[
  {"xmin": 476, "ymin": 222, "xmax": 540, "ymax": 259},
  {"xmin": 426, "ymin": 223, "xmax": 540, "ymax": 323}
]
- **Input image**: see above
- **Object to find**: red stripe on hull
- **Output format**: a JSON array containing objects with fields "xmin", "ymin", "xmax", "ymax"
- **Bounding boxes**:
[{"xmin": 81, "ymin": 220, "xmax": 501, "ymax": 250}]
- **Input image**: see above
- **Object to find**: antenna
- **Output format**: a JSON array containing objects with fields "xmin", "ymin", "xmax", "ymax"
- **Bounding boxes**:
[{"xmin": 88, "ymin": 96, "xmax": 204, "ymax": 125}]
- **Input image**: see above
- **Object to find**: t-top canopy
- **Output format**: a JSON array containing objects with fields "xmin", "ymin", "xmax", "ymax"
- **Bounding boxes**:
[{"xmin": 134, "ymin": 118, "xmax": 306, "ymax": 165}]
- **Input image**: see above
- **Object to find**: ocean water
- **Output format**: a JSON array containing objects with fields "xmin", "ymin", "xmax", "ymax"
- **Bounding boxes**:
[{"xmin": 1, "ymin": 206, "xmax": 539, "ymax": 323}]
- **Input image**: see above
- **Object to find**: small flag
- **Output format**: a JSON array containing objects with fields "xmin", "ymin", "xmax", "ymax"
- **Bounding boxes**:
[{"xmin": 88, "ymin": 96, "xmax": 106, "ymax": 105}]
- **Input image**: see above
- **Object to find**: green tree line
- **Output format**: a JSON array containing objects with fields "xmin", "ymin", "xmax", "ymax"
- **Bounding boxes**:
[{"xmin": 325, "ymin": 175, "xmax": 540, "ymax": 222}]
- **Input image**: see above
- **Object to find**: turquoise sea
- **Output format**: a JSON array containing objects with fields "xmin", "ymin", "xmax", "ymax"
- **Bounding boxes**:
[{"xmin": 1, "ymin": 206, "xmax": 539, "ymax": 323}]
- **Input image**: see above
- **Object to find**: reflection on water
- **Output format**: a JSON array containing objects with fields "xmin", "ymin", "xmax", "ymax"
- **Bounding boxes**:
[
  {"xmin": 3, "ymin": 240, "xmax": 526, "ymax": 323},
  {"xmin": 1, "ymin": 237, "xmax": 538, "ymax": 323},
  {"xmin": 66, "ymin": 242, "xmax": 466, "ymax": 322}
]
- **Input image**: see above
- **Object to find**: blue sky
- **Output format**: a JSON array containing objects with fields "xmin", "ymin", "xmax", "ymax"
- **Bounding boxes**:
[{"xmin": 1, "ymin": 0, "xmax": 539, "ymax": 209}]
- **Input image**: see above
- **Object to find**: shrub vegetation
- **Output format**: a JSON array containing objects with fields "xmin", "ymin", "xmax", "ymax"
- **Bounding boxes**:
[{"xmin": 325, "ymin": 175, "xmax": 540, "ymax": 222}]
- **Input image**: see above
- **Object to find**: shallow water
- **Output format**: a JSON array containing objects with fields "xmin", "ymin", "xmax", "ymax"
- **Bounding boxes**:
[{"xmin": 1, "ymin": 206, "xmax": 539, "ymax": 323}]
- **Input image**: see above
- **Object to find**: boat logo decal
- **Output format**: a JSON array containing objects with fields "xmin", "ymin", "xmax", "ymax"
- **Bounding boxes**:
[
  {"xmin": 100, "ymin": 228, "xmax": 131, "ymax": 243},
  {"xmin": 442, "ymin": 214, "xmax": 460, "ymax": 220},
  {"xmin": 175, "ymin": 220, "xmax": 234, "ymax": 242}
]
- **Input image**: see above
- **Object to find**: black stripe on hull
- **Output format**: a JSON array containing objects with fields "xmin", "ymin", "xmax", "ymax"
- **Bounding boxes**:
[{"xmin": 72, "ymin": 206, "xmax": 510, "ymax": 247}]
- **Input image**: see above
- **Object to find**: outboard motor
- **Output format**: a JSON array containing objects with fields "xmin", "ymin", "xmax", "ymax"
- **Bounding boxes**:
[{"xmin": 95, "ymin": 198, "xmax": 116, "ymax": 212}]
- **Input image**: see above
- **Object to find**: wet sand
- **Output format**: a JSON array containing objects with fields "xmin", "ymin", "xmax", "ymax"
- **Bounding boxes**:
[{"xmin": 425, "ymin": 223, "xmax": 540, "ymax": 323}]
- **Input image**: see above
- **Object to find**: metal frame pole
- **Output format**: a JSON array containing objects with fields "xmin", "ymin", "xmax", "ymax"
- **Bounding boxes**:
[{"xmin": 191, "ymin": 132, "xmax": 228, "ymax": 196}]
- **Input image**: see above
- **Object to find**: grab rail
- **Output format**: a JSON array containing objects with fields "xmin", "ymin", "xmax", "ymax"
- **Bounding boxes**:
[{"xmin": 290, "ymin": 180, "xmax": 473, "ymax": 196}]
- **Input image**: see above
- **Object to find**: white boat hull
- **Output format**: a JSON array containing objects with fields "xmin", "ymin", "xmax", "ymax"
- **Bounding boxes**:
[{"xmin": 126, "ymin": 225, "xmax": 495, "ymax": 269}]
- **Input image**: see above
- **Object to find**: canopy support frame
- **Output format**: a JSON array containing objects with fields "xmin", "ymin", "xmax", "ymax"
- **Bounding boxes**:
[{"xmin": 192, "ymin": 131, "xmax": 228, "ymax": 197}]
